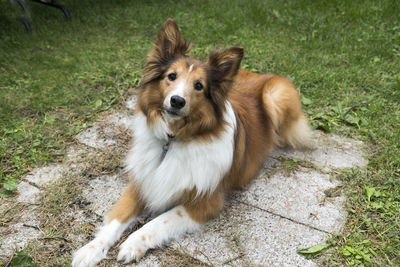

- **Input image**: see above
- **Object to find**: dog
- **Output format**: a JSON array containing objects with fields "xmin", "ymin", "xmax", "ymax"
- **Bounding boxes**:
[{"xmin": 72, "ymin": 18, "xmax": 312, "ymax": 266}]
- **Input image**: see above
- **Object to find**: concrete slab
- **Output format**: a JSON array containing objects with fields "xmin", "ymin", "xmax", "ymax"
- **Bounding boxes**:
[
  {"xmin": 24, "ymin": 165, "xmax": 66, "ymax": 187},
  {"xmin": 17, "ymin": 181, "xmax": 40, "ymax": 204},
  {"xmin": 272, "ymin": 132, "xmax": 368, "ymax": 172},
  {"xmin": 236, "ymin": 168, "xmax": 346, "ymax": 233},
  {"xmin": 136, "ymin": 254, "xmax": 163, "ymax": 267},
  {"xmin": 76, "ymin": 111, "xmax": 134, "ymax": 150},
  {"xmin": 0, "ymin": 210, "xmax": 41, "ymax": 259},
  {"xmin": 171, "ymin": 201, "xmax": 327, "ymax": 266},
  {"xmin": 76, "ymin": 126, "xmax": 116, "ymax": 149},
  {"xmin": 82, "ymin": 175, "xmax": 127, "ymax": 217}
]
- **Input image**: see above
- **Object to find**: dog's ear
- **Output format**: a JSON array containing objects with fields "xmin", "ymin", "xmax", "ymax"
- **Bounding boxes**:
[
  {"xmin": 208, "ymin": 47, "xmax": 244, "ymax": 102},
  {"xmin": 208, "ymin": 47, "xmax": 243, "ymax": 84},
  {"xmin": 142, "ymin": 19, "xmax": 191, "ymax": 86},
  {"xmin": 154, "ymin": 19, "xmax": 191, "ymax": 60}
]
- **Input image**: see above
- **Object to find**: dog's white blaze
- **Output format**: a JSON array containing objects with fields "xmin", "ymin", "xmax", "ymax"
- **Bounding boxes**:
[
  {"xmin": 188, "ymin": 64, "xmax": 194, "ymax": 73},
  {"xmin": 173, "ymin": 79, "xmax": 186, "ymax": 98},
  {"xmin": 117, "ymin": 205, "xmax": 199, "ymax": 263},
  {"xmin": 72, "ymin": 219, "xmax": 133, "ymax": 267},
  {"xmin": 126, "ymin": 102, "xmax": 236, "ymax": 212},
  {"xmin": 164, "ymin": 74, "xmax": 188, "ymax": 108},
  {"xmin": 163, "ymin": 66, "xmax": 193, "ymax": 110},
  {"xmin": 163, "ymin": 79, "xmax": 187, "ymax": 110}
]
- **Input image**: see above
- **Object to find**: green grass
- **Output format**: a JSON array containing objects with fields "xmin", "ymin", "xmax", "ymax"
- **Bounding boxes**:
[{"xmin": 0, "ymin": 0, "xmax": 399, "ymax": 265}]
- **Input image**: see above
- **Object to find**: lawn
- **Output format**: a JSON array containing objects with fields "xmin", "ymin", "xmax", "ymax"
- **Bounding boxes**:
[{"xmin": 1, "ymin": 0, "xmax": 399, "ymax": 265}]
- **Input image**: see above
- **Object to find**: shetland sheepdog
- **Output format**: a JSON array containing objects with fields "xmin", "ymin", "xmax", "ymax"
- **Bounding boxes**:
[{"xmin": 72, "ymin": 19, "xmax": 312, "ymax": 266}]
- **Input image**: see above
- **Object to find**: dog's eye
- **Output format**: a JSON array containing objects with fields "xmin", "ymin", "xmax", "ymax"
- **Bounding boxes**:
[
  {"xmin": 194, "ymin": 82, "xmax": 203, "ymax": 91},
  {"xmin": 168, "ymin": 73, "xmax": 177, "ymax": 81}
]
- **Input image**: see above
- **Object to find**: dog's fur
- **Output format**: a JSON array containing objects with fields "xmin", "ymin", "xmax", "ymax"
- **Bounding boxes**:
[{"xmin": 72, "ymin": 19, "xmax": 312, "ymax": 266}]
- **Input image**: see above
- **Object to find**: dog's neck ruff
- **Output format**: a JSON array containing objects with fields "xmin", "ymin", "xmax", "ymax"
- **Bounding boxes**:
[{"xmin": 125, "ymin": 102, "xmax": 236, "ymax": 212}]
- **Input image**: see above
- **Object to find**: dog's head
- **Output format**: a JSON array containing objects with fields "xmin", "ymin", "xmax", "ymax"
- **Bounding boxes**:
[{"xmin": 138, "ymin": 19, "xmax": 243, "ymax": 139}]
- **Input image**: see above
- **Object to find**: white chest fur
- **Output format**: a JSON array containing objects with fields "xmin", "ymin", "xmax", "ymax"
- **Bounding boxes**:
[{"xmin": 125, "ymin": 102, "xmax": 236, "ymax": 212}]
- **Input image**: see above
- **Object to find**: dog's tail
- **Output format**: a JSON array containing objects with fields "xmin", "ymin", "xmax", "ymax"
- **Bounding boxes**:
[{"xmin": 262, "ymin": 76, "xmax": 313, "ymax": 150}]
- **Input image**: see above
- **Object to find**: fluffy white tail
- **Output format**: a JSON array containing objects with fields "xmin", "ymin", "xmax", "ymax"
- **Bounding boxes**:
[{"xmin": 262, "ymin": 76, "xmax": 313, "ymax": 150}]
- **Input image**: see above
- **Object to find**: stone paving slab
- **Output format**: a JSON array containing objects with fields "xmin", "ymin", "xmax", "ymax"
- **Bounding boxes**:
[
  {"xmin": 236, "ymin": 168, "xmax": 347, "ymax": 233},
  {"xmin": 25, "ymin": 165, "xmax": 66, "ymax": 187},
  {"xmin": 16, "ymin": 182, "xmax": 41, "ymax": 204},
  {"xmin": 0, "ymin": 208, "xmax": 41, "ymax": 259},
  {"xmin": 76, "ymin": 125, "xmax": 117, "ymax": 149},
  {"xmin": 272, "ymin": 132, "xmax": 367, "ymax": 172},
  {"xmin": 16, "ymin": 165, "xmax": 67, "ymax": 205},
  {"xmin": 172, "ymin": 201, "xmax": 328, "ymax": 267},
  {"xmin": 83, "ymin": 175, "xmax": 127, "ymax": 217}
]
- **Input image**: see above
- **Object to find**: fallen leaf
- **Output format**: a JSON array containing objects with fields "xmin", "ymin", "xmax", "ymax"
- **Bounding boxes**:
[{"xmin": 298, "ymin": 244, "xmax": 331, "ymax": 255}]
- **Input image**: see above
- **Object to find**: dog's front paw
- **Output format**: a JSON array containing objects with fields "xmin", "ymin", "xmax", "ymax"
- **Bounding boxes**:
[
  {"xmin": 117, "ymin": 233, "xmax": 148, "ymax": 264},
  {"xmin": 72, "ymin": 240, "xmax": 108, "ymax": 267}
]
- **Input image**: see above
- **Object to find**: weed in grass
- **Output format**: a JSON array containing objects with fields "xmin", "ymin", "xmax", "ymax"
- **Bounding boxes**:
[
  {"xmin": 10, "ymin": 249, "xmax": 38, "ymax": 267},
  {"xmin": 281, "ymin": 157, "xmax": 301, "ymax": 175}
]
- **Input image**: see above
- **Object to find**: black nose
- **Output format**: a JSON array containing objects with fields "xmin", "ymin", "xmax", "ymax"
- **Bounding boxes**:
[{"xmin": 170, "ymin": 95, "xmax": 186, "ymax": 109}]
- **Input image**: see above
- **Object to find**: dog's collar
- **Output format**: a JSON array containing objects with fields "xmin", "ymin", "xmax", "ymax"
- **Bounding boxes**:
[{"xmin": 161, "ymin": 134, "xmax": 175, "ymax": 159}]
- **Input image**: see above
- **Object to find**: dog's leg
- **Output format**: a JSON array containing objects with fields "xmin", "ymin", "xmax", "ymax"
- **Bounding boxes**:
[
  {"xmin": 117, "ymin": 190, "xmax": 224, "ymax": 264},
  {"xmin": 72, "ymin": 181, "xmax": 143, "ymax": 267}
]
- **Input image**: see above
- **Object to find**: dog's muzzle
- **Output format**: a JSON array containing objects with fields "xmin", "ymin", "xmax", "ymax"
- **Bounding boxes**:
[{"xmin": 170, "ymin": 95, "xmax": 186, "ymax": 109}]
